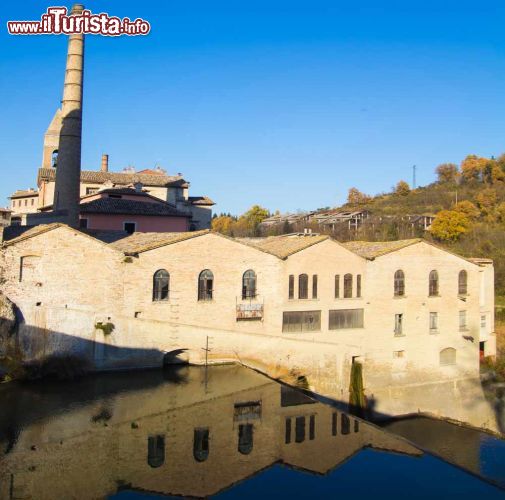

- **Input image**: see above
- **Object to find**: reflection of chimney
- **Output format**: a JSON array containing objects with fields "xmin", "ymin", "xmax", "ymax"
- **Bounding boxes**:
[
  {"xmin": 53, "ymin": 4, "xmax": 85, "ymax": 228},
  {"xmin": 101, "ymin": 154, "xmax": 109, "ymax": 172}
]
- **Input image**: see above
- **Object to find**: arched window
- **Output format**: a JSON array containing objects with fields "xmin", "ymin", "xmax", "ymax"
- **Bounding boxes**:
[
  {"xmin": 394, "ymin": 270, "xmax": 405, "ymax": 297},
  {"xmin": 458, "ymin": 270, "xmax": 468, "ymax": 295},
  {"xmin": 198, "ymin": 270, "xmax": 214, "ymax": 301},
  {"xmin": 439, "ymin": 348, "xmax": 456, "ymax": 366},
  {"xmin": 153, "ymin": 269, "xmax": 169, "ymax": 301},
  {"xmin": 51, "ymin": 150, "xmax": 58, "ymax": 168},
  {"xmin": 193, "ymin": 428, "xmax": 209, "ymax": 462},
  {"xmin": 298, "ymin": 274, "xmax": 308, "ymax": 299},
  {"xmin": 147, "ymin": 435, "xmax": 165, "ymax": 468},
  {"xmin": 341, "ymin": 414, "xmax": 350, "ymax": 435},
  {"xmin": 429, "ymin": 270, "xmax": 439, "ymax": 296},
  {"xmin": 288, "ymin": 275, "xmax": 295, "ymax": 299},
  {"xmin": 343, "ymin": 274, "xmax": 353, "ymax": 298},
  {"xmin": 242, "ymin": 270, "xmax": 257, "ymax": 299},
  {"xmin": 238, "ymin": 424, "xmax": 253, "ymax": 455}
]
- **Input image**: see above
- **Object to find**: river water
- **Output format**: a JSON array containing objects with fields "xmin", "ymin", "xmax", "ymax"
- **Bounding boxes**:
[{"xmin": 0, "ymin": 365, "xmax": 504, "ymax": 499}]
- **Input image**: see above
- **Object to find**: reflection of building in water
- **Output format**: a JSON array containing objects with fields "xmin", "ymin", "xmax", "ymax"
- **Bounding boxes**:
[{"xmin": 0, "ymin": 366, "xmax": 420, "ymax": 499}]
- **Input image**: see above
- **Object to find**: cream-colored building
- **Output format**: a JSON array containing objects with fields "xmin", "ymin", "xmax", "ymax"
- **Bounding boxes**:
[{"xmin": 0, "ymin": 223, "xmax": 496, "ymax": 426}]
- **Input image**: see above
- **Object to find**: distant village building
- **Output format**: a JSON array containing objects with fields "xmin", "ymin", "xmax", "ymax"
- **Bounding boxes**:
[{"xmin": 0, "ymin": 208, "xmax": 11, "ymax": 228}]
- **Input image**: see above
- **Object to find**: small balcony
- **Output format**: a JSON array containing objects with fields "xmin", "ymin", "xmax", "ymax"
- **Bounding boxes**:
[{"xmin": 236, "ymin": 302, "xmax": 263, "ymax": 321}]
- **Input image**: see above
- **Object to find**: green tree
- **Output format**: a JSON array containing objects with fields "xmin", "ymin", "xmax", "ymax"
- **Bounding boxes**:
[
  {"xmin": 435, "ymin": 163, "xmax": 459, "ymax": 184},
  {"xmin": 429, "ymin": 210, "xmax": 471, "ymax": 241}
]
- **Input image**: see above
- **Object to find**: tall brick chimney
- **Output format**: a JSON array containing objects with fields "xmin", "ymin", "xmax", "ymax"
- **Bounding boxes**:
[
  {"xmin": 53, "ymin": 4, "xmax": 85, "ymax": 228},
  {"xmin": 101, "ymin": 154, "xmax": 109, "ymax": 172}
]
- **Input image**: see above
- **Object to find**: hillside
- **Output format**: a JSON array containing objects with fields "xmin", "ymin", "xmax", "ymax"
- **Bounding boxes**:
[{"xmin": 212, "ymin": 154, "xmax": 505, "ymax": 294}]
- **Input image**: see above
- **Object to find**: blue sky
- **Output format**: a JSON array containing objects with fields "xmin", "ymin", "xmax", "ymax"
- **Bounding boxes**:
[{"xmin": 1, "ymin": 1, "xmax": 504, "ymax": 214}]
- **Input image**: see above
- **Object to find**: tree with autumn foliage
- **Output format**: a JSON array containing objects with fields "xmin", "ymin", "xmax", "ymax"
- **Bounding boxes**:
[
  {"xmin": 394, "ymin": 180, "xmax": 410, "ymax": 196},
  {"xmin": 435, "ymin": 163, "xmax": 459, "ymax": 184},
  {"xmin": 460, "ymin": 155, "xmax": 488, "ymax": 183},
  {"xmin": 211, "ymin": 215, "xmax": 235, "ymax": 235},
  {"xmin": 347, "ymin": 187, "xmax": 371, "ymax": 205},
  {"xmin": 475, "ymin": 188, "xmax": 497, "ymax": 216},
  {"xmin": 430, "ymin": 210, "xmax": 471, "ymax": 241},
  {"xmin": 453, "ymin": 200, "xmax": 480, "ymax": 220}
]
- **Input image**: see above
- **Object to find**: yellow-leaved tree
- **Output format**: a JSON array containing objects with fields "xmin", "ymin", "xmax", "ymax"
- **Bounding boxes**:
[
  {"xmin": 395, "ymin": 180, "xmax": 410, "ymax": 196},
  {"xmin": 453, "ymin": 200, "xmax": 480, "ymax": 220},
  {"xmin": 429, "ymin": 210, "xmax": 471, "ymax": 241}
]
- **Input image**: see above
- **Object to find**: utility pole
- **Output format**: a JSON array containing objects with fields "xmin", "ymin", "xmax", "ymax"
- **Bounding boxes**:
[{"xmin": 412, "ymin": 165, "xmax": 417, "ymax": 189}]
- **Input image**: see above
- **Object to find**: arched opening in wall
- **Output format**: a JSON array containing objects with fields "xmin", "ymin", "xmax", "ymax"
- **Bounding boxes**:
[
  {"xmin": 242, "ymin": 270, "xmax": 257, "ymax": 299},
  {"xmin": 238, "ymin": 424, "xmax": 253, "ymax": 455},
  {"xmin": 341, "ymin": 413, "xmax": 351, "ymax": 435},
  {"xmin": 458, "ymin": 270, "xmax": 468, "ymax": 295},
  {"xmin": 344, "ymin": 274, "xmax": 353, "ymax": 298},
  {"xmin": 429, "ymin": 270, "xmax": 439, "ymax": 296},
  {"xmin": 153, "ymin": 269, "xmax": 170, "ymax": 301},
  {"xmin": 440, "ymin": 348, "xmax": 456, "ymax": 366},
  {"xmin": 52, "ymin": 149, "xmax": 58, "ymax": 168},
  {"xmin": 193, "ymin": 428, "xmax": 209, "ymax": 462},
  {"xmin": 198, "ymin": 270, "xmax": 214, "ymax": 301},
  {"xmin": 394, "ymin": 270, "xmax": 405, "ymax": 296},
  {"xmin": 298, "ymin": 274, "xmax": 308, "ymax": 299},
  {"xmin": 147, "ymin": 435, "xmax": 165, "ymax": 468}
]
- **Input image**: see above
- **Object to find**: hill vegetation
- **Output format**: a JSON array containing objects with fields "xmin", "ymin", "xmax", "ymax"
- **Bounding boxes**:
[{"xmin": 212, "ymin": 153, "xmax": 505, "ymax": 294}]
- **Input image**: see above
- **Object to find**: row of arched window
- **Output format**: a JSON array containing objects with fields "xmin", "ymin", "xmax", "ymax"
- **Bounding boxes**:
[
  {"xmin": 152, "ymin": 269, "xmax": 257, "ymax": 302},
  {"xmin": 393, "ymin": 270, "xmax": 468, "ymax": 297},
  {"xmin": 147, "ymin": 425, "xmax": 254, "ymax": 467},
  {"xmin": 288, "ymin": 273, "xmax": 362, "ymax": 300}
]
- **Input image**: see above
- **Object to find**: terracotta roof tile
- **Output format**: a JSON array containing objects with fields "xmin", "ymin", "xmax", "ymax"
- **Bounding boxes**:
[
  {"xmin": 342, "ymin": 239, "xmax": 422, "ymax": 259},
  {"xmin": 235, "ymin": 233, "xmax": 329, "ymax": 259},
  {"xmin": 108, "ymin": 230, "xmax": 209, "ymax": 254},
  {"xmin": 80, "ymin": 198, "xmax": 190, "ymax": 217},
  {"xmin": 37, "ymin": 168, "xmax": 189, "ymax": 188},
  {"xmin": 9, "ymin": 189, "xmax": 38, "ymax": 199},
  {"xmin": 188, "ymin": 196, "xmax": 215, "ymax": 206}
]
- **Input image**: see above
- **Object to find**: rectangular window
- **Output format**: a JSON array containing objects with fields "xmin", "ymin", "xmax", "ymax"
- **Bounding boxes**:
[
  {"xmin": 481, "ymin": 315, "xmax": 486, "ymax": 328},
  {"xmin": 31, "ymin": 198, "xmax": 34, "ymax": 206},
  {"xmin": 332, "ymin": 412, "xmax": 338, "ymax": 436},
  {"xmin": 393, "ymin": 350, "xmax": 405, "ymax": 359},
  {"xmin": 309, "ymin": 415, "xmax": 315, "ymax": 440},
  {"xmin": 124, "ymin": 222, "xmax": 136, "ymax": 234},
  {"xmin": 328, "ymin": 309, "xmax": 364, "ymax": 330},
  {"xmin": 86, "ymin": 187, "xmax": 99, "ymax": 195},
  {"xmin": 459, "ymin": 310, "xmax": 467, "ymax": 331},
  {"xmin": 288, "ymin": 275, "xmax": 294, "ymax": 300},
  {"xmin": 394, "ymin": 313, "xmax": 403, "ymax": 336},
  {"xmin": 295, "ymin": 416, "xmax": 305, "ymax": 443},
  {"xmin": 282, "ymin": 311, "xmax": 321, "ymax": 333},
  {"xmin": 312, "ymin": 275, "xmax": 318, "ymax": 299},
  {"xmin": 334, "ymin": 275, "xmax": 340, "ymax": 298},
  {"xmin": 24, "ymin": 199, "xmax": 27, "ymax": 206},
  {"xmin": 285, "ymin": 418, "xmax": 292, "ymax": 444},
  {"xmin": 356, "ymin": 275, "xmax": 362, "ymax": 298},
  {"xmin": 430, "ymin": 312, "xmax": 438, "ymax": 333},
  {"xmin": 79, "ymin": 218, "xmax": 88, "ymax": 229}
]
